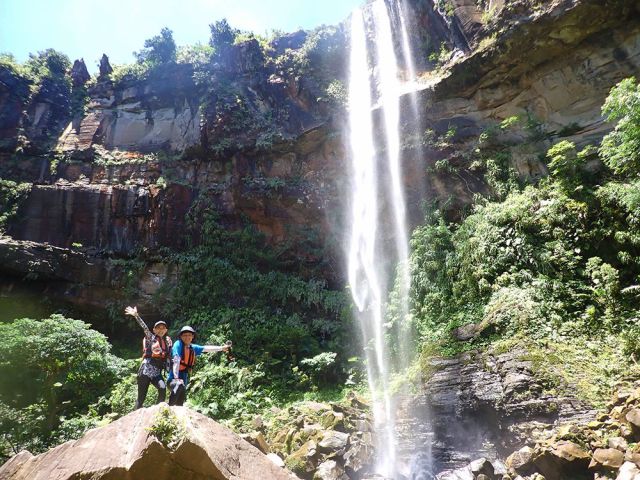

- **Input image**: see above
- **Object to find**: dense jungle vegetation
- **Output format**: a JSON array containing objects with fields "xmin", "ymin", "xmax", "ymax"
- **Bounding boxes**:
[{"xmin": 398, "ymin": 77, "xmax": 640, "ymax": 406}]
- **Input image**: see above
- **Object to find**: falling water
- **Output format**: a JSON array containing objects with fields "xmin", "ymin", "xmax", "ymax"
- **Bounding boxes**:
[
  {"xmin": 372, "ymin": 0, "xmax": 411, "ymax": 376},
  {"xmin": 347, "ymin": 6, "xmax": 395, "ymax": 475},
  {"xmin": 347, "ymin": 0, "xmax": 415, "ymax": 476}
]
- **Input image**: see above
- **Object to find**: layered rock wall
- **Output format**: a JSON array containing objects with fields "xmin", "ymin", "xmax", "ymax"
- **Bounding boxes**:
[{"xmin": 1, "ymin": 0, "xmax": 640, "ymax": 305}]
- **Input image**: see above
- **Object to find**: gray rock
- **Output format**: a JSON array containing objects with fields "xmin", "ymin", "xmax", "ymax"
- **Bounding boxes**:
[
  {"xmin": 318, "ymin": 430, "xmax": 349, "ymax": 451},
  {"xmin": 453, "ymin": 324, "xmax": 478, "ymax": 341},
  {"xmin": 400, "ymin": 348, "xmax": 595, "ymax": 475},
  {"xmin": 343, "ymin": 440, "xmax": 373, "ymax": 473},
  {"xmin": 469, "ymin": 457, "xmax": 494, "ymax": 477},
  {"xmin": 589, "ymin": 448, "xmax": 625, "ymax": 470},
  {"xmin": 608, "ymin": 436, "xmax": 629, "ymax": 451},
  {"xmin": 436, "ymin": 466, "xmax": 474, "ymax": 480},
  {"xmin": 354, "ymin": 419, "xmax": 372, "ymax": 432},
  {"xmin": 506, "ymin": 446, "xmax": 535, "ymax": 474},
  {"xmin": 626, "ymin": 408, "xmax": 640, "ymax": 429},
  {"xmin": 616, "ymin": 461, "xmax": 640, "ymax": 480},
  {"xmin": 313, "ymin": 460, "xmax": 348, "ymax": 480},
  {"xmin": 267, "ymin": 453, "xmax": 285, "ymax": 468}
]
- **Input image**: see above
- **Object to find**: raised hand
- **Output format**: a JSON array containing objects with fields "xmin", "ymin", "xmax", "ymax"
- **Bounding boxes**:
[{"xmin": 125, "ymin": 306, "xmax": 139, "ymax": 318}]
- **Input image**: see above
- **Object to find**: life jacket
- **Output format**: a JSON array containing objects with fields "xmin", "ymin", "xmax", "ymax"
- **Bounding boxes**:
[
  {"xmin": 142, "ymin": 335, "xmax": 171, "ymax": 361},
  {"xmin": 179, "ymin": 344, "xmax": 196, "ymax": 372}
]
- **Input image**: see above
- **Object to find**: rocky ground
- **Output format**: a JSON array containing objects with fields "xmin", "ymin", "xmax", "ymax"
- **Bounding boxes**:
[
  {"xmin": 440, "ymin": 382, "xmax": 640, "ymax": 480},
  {"xmin": 397, "ymin": 349, "xmax": 596, "ymax": 475}
]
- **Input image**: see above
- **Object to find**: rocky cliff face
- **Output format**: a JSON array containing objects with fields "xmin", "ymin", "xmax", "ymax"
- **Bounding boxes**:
[
  {"xmin": 396, "ymin": 349, "xmax": 596, "ymax": 476},
  {"xmin": 2, "ymin": 0, "xmax": 639, "ymax": 309},
  {"xmin": 403, "ymin": 0, "xmax": 640, "ymax": 214}
]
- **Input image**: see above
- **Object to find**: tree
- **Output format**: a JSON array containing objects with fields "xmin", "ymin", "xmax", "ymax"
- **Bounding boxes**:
[
  {"xmin": 135, "ymin": 27, "xmax": 176, "ymax": 66},
  {"xmin": 0, "ymin": 315, "xmax": 124, "ymax": 441},
  {"xmin": 209, "ymin": 19, "xmax": 238, "ymax": 62},
  {"xmin": 25, "ymin": 48, "xmax": 71, "ymax": 80},
  {"xmin": 600, "ymin": 77, "xmax": 640, "ymax": 176}
]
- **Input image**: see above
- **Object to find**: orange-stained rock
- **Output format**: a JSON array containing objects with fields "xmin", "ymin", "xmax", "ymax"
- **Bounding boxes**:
[{"xmin": 0, "ymin": 404, "xmax": 299, "ymax": 480}]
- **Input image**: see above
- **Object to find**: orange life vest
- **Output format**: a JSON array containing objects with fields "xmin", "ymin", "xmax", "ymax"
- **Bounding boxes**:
[
  {"xmin": 142, "ymin": 335, "xmax": 170, "ymax": 360},
  {"xmin": 179, "ymin": 345, "xmax": 196, "ymax": 372}
]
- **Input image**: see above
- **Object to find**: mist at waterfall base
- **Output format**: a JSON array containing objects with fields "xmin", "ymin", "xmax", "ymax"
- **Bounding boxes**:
[{"xmin": 345, "ymin": 0, "xmax": 433, "ymax": 478}]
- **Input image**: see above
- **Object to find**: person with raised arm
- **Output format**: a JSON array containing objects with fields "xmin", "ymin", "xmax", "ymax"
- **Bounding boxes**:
[
  {"xmin": 168, "ymin": 325, "xmax": 230, "ymax": 406},
  {"xmin": 125, "ymin": 306, "xmax": 173, "ymax": 409}
]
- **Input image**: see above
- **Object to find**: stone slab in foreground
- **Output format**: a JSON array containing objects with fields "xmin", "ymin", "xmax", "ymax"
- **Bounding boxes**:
[{"xmin": 0, "ymin": 404, "xmax": 300, "ymax": 480}]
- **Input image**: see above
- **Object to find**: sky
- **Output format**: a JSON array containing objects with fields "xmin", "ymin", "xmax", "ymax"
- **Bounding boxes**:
[{"xmin": 0, "ymin": 0, "xmax": 364, "ymax": 72}]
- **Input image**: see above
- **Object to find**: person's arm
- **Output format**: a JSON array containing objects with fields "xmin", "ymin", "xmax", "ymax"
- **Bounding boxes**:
[
  {"xmin": 202, "ymin": 345, "xmax": 228, "ymax": 353},
  {"xmin": 125, "ymin": 306, "xmax": 151, "ymax": 339},
  {"xmin": 171, "ymin": 341, "xmax": 183, "ymax": 384},
  {"xmin": 172, "ymin": 354, "xmax": 181, "ymax": 381},
  {"xmin": 165, "ymin": 337, "xmax": 173, "ymax": 371}
]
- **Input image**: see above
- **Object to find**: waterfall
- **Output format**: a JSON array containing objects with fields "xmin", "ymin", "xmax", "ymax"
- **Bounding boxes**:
[{"xmin": 346, "ymin": 0, "xmax": 416, "ymax": 476}]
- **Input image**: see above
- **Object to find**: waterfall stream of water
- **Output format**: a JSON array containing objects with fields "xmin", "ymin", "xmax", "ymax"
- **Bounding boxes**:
[{"xmin": 347, "ymin": 0, "xmax": 419, "ymax": 476}]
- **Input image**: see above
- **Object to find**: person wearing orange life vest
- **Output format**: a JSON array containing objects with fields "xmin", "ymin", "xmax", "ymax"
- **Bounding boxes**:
[
  {"xmin": 168, "ymin": 325, "xmax": 230, "ymax": 406},
  {"xmin": 125, "ymin": 306, "xmax": 173, "ymax": 409}
]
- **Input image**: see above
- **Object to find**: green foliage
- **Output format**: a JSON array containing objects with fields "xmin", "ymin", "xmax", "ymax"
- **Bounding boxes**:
[
  {"xmin": 409, "ymin": 177, "xmax": 639, "ymax": 351},
  {"xmin": 494, "ymin": 333, "xmax": 639, "ymax": 408},
  {"xmin": 546, "ymin": 141, "xmax": 595, "ymax": 191},
  {"xmin": 0, "ymin": 401, "xmax": 48, "ymax": 459},
  {"xmin": 135, "ymin": 27, "xmax": 176, "ymax": 67},
  {"xmin": 428, "ymin": 42, "xmax": 451, "ymax": 65},
  {"xmin": 297, "ymin": 352, "xmax": 337, "ymax": 388},
  {"xmin": 0, "ymin": 316, "xmax": 125, "ymax": 456},
  {"xmin": 436, "ymin": 0, "xmax": 456, "ymax": 16},
  {"xmin": 0, "ymin": 53, "xmax": 31, "ymax": 81},
  {"xmin": 0, "ymin": 50, "xmax": 72, "ymax": 128},
  {"xmin": 179, "ymin": 42, "xmax": 214, "ymax": 86},
  {"xmin": 109, "ymin": 62, "xmax": 150, "ymax": 85},
  {"xmin": 25, "ymin": 49, "xmax": 71, "ymax": 85},
  {"xmin": 154, "ymin": 200, "xmax": 352, "ymax": 423},
  {"xmin": 110, "ymin": 28, "xmax": 177, "ymax": 86},
  {"xmin": 407, "ymin": 79, "xmax": 640, "ymax": 402},
  {"xmin": 600, "ymin": 77, "xmax": 640, "ymax": 175},
  {"xmin": 467, "ymin": 123, "xmax": 521, "ymax": 200},
  {"xmin": 188, "ymin": 359, "xmax": 272, "ymax": 423},
  {"xmin": 209, "ymin": 19, "xmax": 239, "ymax": 63},
  {"xmin": 0, "ymin": 179, "xmax": 31, "ymax": 232},
  {"xmin": 324, "ymin": 79, "xmax": 348, "ymax": 107},
  {"xmin": 270, "ymin": 25, "xmax": 346, "ymax": 101},
  {"xmin": 98, "ymin": 363, "xmax": 141, "ymax": 416},
  {"xmin": 147, "ymin": 406, "xmax": 185, "ymax": 449}
]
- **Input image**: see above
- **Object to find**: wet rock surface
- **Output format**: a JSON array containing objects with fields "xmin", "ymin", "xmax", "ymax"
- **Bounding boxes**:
[
  {"xmin": 397, "ymin": 350, "xmax": 595, "ymax": 476},
  {"xmin": 437, "ymin": 383, "xmax": 640, "ymax": 480}
]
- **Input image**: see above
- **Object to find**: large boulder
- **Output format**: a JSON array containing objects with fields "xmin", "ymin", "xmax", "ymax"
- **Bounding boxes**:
[
  {"xmin": 532, "ymin": 440, "xmax": 591, "ymax": 480},
  {"xmin": 589, "ymin": 448, "xmax": 625, "ymax": 471},
  {"xmin": 0, "ymin": 404, "xmax": 300, "ymax": 480}
]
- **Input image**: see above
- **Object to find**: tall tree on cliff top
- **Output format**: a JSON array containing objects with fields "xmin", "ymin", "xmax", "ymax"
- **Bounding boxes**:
[{"xmin": 135, "ymin": 27, "xmax": 177, "ymax": 67}]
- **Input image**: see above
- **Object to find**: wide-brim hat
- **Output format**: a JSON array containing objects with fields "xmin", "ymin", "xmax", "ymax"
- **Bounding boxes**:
[{"xmin": 179, "ymin": 325, "xmax": 196, "ymax": 337}]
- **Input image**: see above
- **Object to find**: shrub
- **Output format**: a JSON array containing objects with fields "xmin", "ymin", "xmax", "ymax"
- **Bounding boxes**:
[
  {"xmin": 147, "ymin": 406, "xmax": 185, "ymax": 449},
  {"xmin": 600, "ymin": 77, "xmax": 640, "ymax": 176},
  {"xmin": 0, "ymin": 179, "xmax": 31, "ymax": 232}
]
